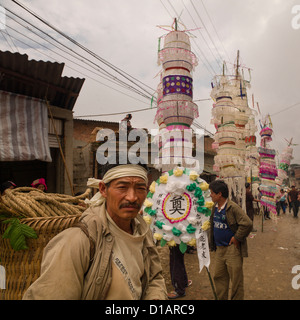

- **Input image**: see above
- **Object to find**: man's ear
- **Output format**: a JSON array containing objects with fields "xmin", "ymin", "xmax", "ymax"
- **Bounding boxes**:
[
  {"xmin": 216, "ymin": 191, "xmax": 223, "ymax": 200},
  {"xmin": 99, "ymin": 181, "xmax": 108, "ymax": 198}
]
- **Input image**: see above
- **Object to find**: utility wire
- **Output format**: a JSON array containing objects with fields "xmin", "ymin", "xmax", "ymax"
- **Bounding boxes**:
[
  {"xmin": 192, "ymin": 120, "xmax": 214, "ymax": 137},
  {"xmin": 190, "ymin": 0, "xmax": 224, "ymax": 66},
  {"xmin": 5, "ymin": 6, "xmax": 155, "ymax": 102},
  {"xmin": 182, "ymin": 0, "xmax": 221, "ymax": 72},
  {"xmin": 0, "ymin": 30, "xmax": 15, "ymax": 52},
  {"xmin": 4, "ymin": 10, "xmax": 154, "ymax": 102},
  {"xmin": 74, "ymin": 106, "xmax": 157, "ymax": 118},
  {"xmin": 11, "ymin": 0, "xmax": 156, "ymax": 99},
  {"xmin": 1, "ymin": 10, "xmax": 154, "ymax": 105},
  {"xmin": 200, "ymin": 0, "xmax": 231, "ymax": 63},
  {"xmin": 167, "ymin": 0, "xmax": 180, "ymax": 18},
  {"xmin": 270, "ymin": 101, "xmax": 300, "ymax": 117},
  {"xmin": 7, "ymin": 0, "xmax": 214, "ymax": 131},
  {"xmin": 0, "ymin": 25, "xmax": 151, "ymax": 106},
  {"xmin": 74, "ymin": 98, "xmax": 211, "ymax": 118},
  {"xmin": 180, "ymin": 0, "xmax": 217, "ymax": 75}
]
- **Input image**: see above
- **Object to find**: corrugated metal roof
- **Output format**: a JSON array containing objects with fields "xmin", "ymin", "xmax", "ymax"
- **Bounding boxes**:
[{"xmin": 0, "ymin": 50, "xmax": 85, "ymax": 110}]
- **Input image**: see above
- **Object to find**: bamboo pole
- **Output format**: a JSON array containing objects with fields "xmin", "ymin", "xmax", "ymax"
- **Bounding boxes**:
[{"xmin": 205, "ymin": 267, "xmax": 218, "ymax": 300}]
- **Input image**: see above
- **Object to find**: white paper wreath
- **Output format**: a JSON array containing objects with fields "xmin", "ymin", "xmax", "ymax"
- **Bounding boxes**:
[{"xmin": 143, "ymin": 166, "xmax": 212, "ymax": 269}]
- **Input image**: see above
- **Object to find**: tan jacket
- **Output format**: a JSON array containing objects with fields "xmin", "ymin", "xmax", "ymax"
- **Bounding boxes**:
[
  {"xmin": 209, "ymin": 200, "xmax": 253, "ymax": 257},
  {"xmin": 23, "ymin": 205, "xmax": 167, "ymax": 300}
]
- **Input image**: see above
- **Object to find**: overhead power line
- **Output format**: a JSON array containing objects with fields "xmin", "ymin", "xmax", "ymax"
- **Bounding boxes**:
[
  {"xmin": 181, "ymin": 1, "xmax": 217, "ymax": 75},
  {"xmin": 74, "ymin": 106, "xmax": 156, "ymax": 118},
  {"xmin": 5, "ymin": 0, "xmax": 214, "ymax": 131},
  {"xmin": 74, "ymin": 98, "xmax": 211, "ymax": 118},
  {"xmin": 4, "ymin": 8, "xmax": 154, "ymax": 102},
  {"xmin": 11, "ymin": 0, "xmax": 156, "ymax": 101},
  {"xmin": 3, "ymin": 25, "xmax": 151, "ymax": 106},
  {"xmin": 189, "ymin": 0, "xmax": 224, "ymax": 68},
  {"xmin": 199, "ymin": 0, "xmax": 231, "ymax": 63},
  {"xmin": 270, "ymin": 102, "xmax": 300, "ymax": 117}
]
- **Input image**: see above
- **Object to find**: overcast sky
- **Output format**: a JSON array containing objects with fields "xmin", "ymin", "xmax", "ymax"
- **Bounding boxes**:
[{"xmin": 1, "ymin": 0, "xmax": 300, "ymax": 164}]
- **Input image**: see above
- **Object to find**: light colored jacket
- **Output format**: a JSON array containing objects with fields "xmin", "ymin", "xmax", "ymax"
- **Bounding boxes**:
[{"xmin": 23, "ymin": 205, "xmax": 167, "ymax": 300}]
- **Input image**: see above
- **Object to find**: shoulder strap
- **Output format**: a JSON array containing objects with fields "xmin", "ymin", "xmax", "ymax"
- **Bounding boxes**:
[{"xmin": 73, "ymin": 222, "xmax": 96, "ymax": 272}]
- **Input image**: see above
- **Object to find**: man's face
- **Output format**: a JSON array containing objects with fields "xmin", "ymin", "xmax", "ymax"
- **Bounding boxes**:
[
  {"xmin": 99, "ymin": 176, "xmax": 147, "ymax": 224},
  {"xmin": 37, "ymin": 184, "xmax": 45, "ymax": 191},
  {"xmin": 210, "ymin": 189, "xmax": 222, "ymax": 203}
]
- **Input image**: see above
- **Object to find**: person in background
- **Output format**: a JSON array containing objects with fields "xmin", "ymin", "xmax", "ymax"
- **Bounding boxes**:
[
  {"xmin": 121, "ymin": 114, "xmax": 132, "ymax": 132},
  {"xmin": 208, "ymin": 180, "xmax": 252, "ymax": 300},
  {"xmin": 31, "ymin": 178, "xmax": 47, "ymax": 192},
  {"xmin": 275, "ymin": 190, "xmax": 282, "ymax": 216},
  {"xmin": 288, "ymin": 185, "xmax": 299, "ymax": 218},
  {"xmin": 245, "ymin": 183, "xmax": 259, "ymax": 231},
  {"xmin": 257, "ymin": 187, "xmax": 263, "ymax": 216},
  {"xmin": 277, "ymin": 189, "xmax": 287, "ymax": 215},
  {"xmin": 287, "ymin": 188, "xmax": 292, "ymax": 213},
  {"xmin": 0, "ymin": 181, "xmax": 16, "ymax": 195},
  {"xmin": 167, "ymin": 245, "xmax": 192, "ymax": 299}
]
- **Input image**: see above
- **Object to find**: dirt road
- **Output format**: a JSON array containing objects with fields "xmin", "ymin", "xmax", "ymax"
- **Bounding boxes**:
[{"xmin": 158, "ymin": 211, "xmax": 300, "ymax": 300}]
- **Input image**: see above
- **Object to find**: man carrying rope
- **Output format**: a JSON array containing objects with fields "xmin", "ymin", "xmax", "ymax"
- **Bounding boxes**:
[{"xmin": 23, "ymin": 161, "xmax": 167, "ymax": 300}]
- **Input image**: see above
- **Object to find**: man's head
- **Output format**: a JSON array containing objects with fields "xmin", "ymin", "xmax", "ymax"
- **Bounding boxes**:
[
  {"xmin": 31, "ymin": 178, "xmax": 47, "ymax": 191},
  {"xmin": 209, "ymin": 179, "xmax": 229, "ymax": 203},
  {"xmin": 245, "ymin": 182, "xmax": 250, "ymax": 190},
  {"xmin": 0, "ymin": 181, "xmax": 16, "ymax": 195},
  {"xmin": 98, "ymin": 163, "xmax": 148, "ymax": 228}
]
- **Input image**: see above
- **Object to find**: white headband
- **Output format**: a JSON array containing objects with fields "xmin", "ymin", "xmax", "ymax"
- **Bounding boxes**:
[
  {"xmin": 102, "ymin": 164, "xmax": 148, "ymax": 184},
  {"xmin": 85, "ymin": 164, "xmax": 148, "ymax": 207}
]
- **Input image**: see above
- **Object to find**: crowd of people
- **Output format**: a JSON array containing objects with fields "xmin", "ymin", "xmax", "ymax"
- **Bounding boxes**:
[
  {"xmin": 1, "ymin": 161, "xmax": 299, "ymax": 300},
  {"xmin": 248, "ymin": 185, "xmax": 300, "ymax": 220},
  {"xmin": 273, "ymin": 185, "xmax": 300, "ymax": 218}
]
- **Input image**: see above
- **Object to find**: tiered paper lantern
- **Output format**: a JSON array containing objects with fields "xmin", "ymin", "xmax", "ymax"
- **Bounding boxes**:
[
  {"xmin": 156, "ymin": 30, "xmax": 198, "ymax": 130},
  {"xmin": 232, "ymin": 80, "xmax": 252, "ymax": 168},
  {"xmin": 146, "ymin": 24, "xmax": 211, "ymax": 272},
  {"xmin": 211, "ymin": 92, "xmax": 241, "ymax": 176},
  {"xmin": 211, "ymin": 69, "xmax": 251, "ymax": 210},
  {"xmin": 276, "ymin": 144, "xmax": 294, "ymax": 188},
  {"xmin": 154, "ymin": 28, "xmax": 199, "ymax": 172},
  {"xmin": 258, "ymin": 125, "xmax": 278, "ymax": 215}
]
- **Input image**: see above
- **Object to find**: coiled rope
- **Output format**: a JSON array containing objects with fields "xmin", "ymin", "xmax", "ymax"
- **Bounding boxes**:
[{"xmin": 0, "ymin": 187, "xmax": 92, "ymax": 218}]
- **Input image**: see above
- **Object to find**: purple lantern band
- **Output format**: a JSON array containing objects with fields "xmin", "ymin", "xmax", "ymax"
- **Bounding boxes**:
[{"xmin": 163, "ymin": 75, "xmax": 193, "ymax": 98}]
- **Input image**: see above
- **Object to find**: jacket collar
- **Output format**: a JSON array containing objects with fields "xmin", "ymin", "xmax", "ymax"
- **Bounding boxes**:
[
  {"xmin": 215, "ymin": 199, "xmax": 228, "ymax": 212},
  {"xmin": 212, "ymin": 199, "xmax": 234, "ymax": 214}
]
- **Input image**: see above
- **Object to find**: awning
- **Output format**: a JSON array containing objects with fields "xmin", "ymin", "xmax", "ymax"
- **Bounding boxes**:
[{"xmin": 0, "ymin": 90, "xmax": 52, "ymax": 162}]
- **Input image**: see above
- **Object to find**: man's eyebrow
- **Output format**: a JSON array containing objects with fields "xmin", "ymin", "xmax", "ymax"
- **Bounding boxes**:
[{"xmin": 115, "ymin": 180, "xmax": 147, "ymax": 186}]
